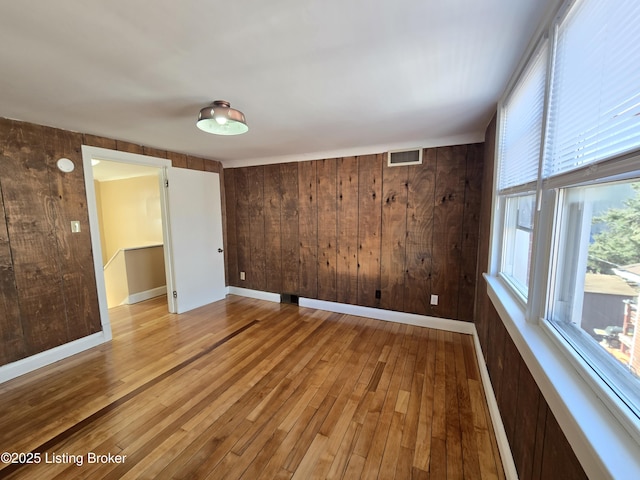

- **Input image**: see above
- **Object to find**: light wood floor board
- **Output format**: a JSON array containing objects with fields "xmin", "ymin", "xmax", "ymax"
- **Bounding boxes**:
[{"xmin": 0, "ymin": 295, "xmax": 504, "ymax": 479}]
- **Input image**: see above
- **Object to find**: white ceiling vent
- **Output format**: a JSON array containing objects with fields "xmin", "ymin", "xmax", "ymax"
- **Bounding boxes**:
[{"xmin": 387, "ymin": 148, "xmax": 423, "ymax": 167}]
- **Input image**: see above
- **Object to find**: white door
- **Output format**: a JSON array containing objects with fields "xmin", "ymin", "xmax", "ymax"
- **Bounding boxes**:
[{"xmin": 164, "ymin": 167, "xmax": 226, "ymax": 313}]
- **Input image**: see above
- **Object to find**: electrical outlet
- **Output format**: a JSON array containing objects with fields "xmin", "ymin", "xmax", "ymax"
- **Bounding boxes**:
[
  {"xmin": 70, "ymin": 221, "xmax": 81, "ymax": 233},
  {"xmin": 240, "ymin": 271, "xmax": 246, "ymax": 281},
  {"xmin": 430, "ymin": 294, "xmax": 439, "ymax": 306}
]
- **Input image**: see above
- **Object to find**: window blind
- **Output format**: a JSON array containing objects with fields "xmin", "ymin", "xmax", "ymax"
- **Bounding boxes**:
[
  {"xmin": 498, "ymin": 44, "xmax": 548, "ymax": 191},
  {"xmin": 545, "ymin": 0, "xmax": 640, "ymax": 178}
]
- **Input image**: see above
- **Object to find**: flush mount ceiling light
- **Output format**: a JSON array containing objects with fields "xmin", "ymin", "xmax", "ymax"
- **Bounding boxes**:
[{"xmin": 196, "ymin": 100, "xmax": 248, "ymax": 135}]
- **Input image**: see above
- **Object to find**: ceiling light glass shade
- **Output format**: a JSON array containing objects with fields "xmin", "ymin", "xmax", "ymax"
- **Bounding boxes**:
[{"xmin": 196, "ymin": 100, "xmax": 248, "ymax": 135}]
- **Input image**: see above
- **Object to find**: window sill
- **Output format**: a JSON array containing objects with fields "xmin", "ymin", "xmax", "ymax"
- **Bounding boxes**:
[{"xmin": 485, "ymin": 274, "xmax": 640, "ymax": 480}]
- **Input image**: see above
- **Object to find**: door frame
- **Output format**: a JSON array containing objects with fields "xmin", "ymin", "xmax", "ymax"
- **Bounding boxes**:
[{"xmin": 81, "ymin": 146, "xmax": 174, "ymax": 338}]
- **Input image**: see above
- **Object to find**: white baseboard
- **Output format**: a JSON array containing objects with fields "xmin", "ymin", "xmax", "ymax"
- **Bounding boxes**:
[
  {"xmin": 0, "ymin": 332, "xmax": 109, "ymax": 384},
  {"xmin": 228, "ymin": 286, "xmax": 281, "ymax": 303},
  {"xmin": 471, "ymin": 330, "xmax": 518, "ymax": 480},
  {"xmin": 126, "ymin": 285, "xmax": 167, "ymax": 305},
  {"xmin": 299, "ymin": 297, "xmax": 476, "ymax": 335}
]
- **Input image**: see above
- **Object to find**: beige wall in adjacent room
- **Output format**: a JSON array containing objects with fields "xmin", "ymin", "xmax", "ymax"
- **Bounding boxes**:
[
  {"xmin": 125, "ymin": 246, "xmax": 166, "ymax": 293},
  {"xmin": 96, "ymin": 175, "xmax": 164, "ymax": 265}
]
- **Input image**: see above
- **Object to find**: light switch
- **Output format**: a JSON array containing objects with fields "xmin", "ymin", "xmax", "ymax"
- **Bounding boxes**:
[{"xmin": 70, "ymin": 221, "xmax": 81, "ymax": 233}]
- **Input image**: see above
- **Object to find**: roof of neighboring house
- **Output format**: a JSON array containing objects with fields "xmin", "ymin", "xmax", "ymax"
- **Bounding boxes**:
[
  {"xmin": 584, "ymin": 273, "xmax": 638, "ymax": 296},
  {"xmin": 621, "ymin": 264, "xmax": 640, "ymax": 276},
  {"xmin": 613, "ymin": 264, "xmax": 640, "ymax": 287}
]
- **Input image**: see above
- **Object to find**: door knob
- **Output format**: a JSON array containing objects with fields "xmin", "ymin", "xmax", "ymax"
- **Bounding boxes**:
[{"xmin": 218, "ymin": 248, "xmax": 224, "ymax": 253}]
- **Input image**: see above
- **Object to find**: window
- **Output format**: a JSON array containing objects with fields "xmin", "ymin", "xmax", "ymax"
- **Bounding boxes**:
[
  {"xmin": 501, "ymin": 194, "xmax": 535, "ymax": 297},
  {"xmin": 496, "ymin": 42, "xmax": 548, "ymax": 300},
  {"xmin": 545, "ymin": 0, "xmax": 640, "ymax": 178},
  {"xmin": 549, "ymin": 180, "xmax": 640, "ymax": 418},
  {"xmin": 494, "ymin": 0, "xmax": 640, "ymax": 440},
  {"xmin": 543, "ymin": 0, "xmax": 640, "ymax": 428}
]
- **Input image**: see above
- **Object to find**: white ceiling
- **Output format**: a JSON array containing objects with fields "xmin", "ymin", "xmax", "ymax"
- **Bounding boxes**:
[
  {"xmin": 92, "ymin": 160, "xmax": 160, "ymax": 182},
  {"xmin": 0, "ymin": 0, "xmax": 557, "ymax": 168}
]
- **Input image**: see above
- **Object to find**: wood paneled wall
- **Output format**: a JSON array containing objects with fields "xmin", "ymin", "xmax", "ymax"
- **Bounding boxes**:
[
  {"xmin": 0, "ymin": 119, "xmax": 101, "ymax": 366},
  {"xmin": 225, "ymin": 143, "xmax": 483, "ymax": 321},
  {"xmin": 474, "ymin": 116, "xmax": 588, "ymax": 479},
  {"xmin": 0, "ymin": 118, "xmax": 223, "ymax": 367}
]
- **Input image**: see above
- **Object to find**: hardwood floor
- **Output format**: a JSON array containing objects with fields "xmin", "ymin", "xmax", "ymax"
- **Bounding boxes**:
[{"xmin": 0, "ymin": 295, "xmax": 504, "ymax": 479}]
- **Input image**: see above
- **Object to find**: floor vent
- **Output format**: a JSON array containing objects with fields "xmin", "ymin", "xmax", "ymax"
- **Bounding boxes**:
[
  {"xmin": 281, "ymin": 293, "xmax": 299, "ymax": 305},
  {"xmin": 387, "ymin": 148, "xmax": 423, "ymax": 167}
]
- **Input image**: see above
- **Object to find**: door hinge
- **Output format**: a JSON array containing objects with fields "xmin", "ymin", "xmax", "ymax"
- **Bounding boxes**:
[
  {"xmin": 173, "ymin": 291, "xmax": 177, "ymax": 298},
  {"xmin": 165, "ymin": 179, "xmax": 169, "ymax": 188}
]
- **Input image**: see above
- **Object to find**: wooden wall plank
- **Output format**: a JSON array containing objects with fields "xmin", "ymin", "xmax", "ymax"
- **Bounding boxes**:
[
  {"xmin": 142, "ymin": 146, "xmax": 167, "ymax": 159},
  {"xmin": 485, "ymin": 303, "xmax": 506, "ymax": 401},
  {"xmin": 0, "ymin": 230, "xmax": 23, "ymax": 361},
  {"xmin": 46, "ymin": 128, "xmax": 101, "ymax": 342},
  {"xmin": 357, "ymin": 154, "xmax": 382, "ymax": 308},
  {"xmin": 224, "ymin": 169, "xmax": 239, "ymax": 286},
  {"xmin": 0, "ymin": 145, "xmax": 25, "ymax": 364},
  {"xmin": 0, "ymin": 121, "xmax": 68, "ymax": 355},
  {"xmin": 336, "ymin": 156, "xmax": 359, "ymax": 304},
  {"xmin": 532, "ymin": 396, "xmax": 549, "ymax": 480},
  {"xmin": 204, "ymin": 160, "xmax": 222, "ymax": 173},
  {"xmin": 317, "ymin": 158, "xmax": 338, "ymax": 302},
  {"xmin": 82, "ymin": 134, "xmax": 116, "ymax": 150},
  {"xmin": 280, "ymin": 163, "xmax": 299, "ymax": 294},
  {"xmin": 115, "ymin": 140, "xmax": 143, "ymax": 155},
  {"xmin": 187, "ymin": 156, "xmax": 205, "ymax": 171},
  {"xmin": 458, "ymin": 143, "xmax": 484, "ymax": 322},
  {"xmin": 166, "ymin": 152, "xmax": 188, "ymax": 169},
  {"xmin": 264, "ymin": 164, "xmax": 282, "ymax": 293},
  {"xmin": 497, "ymin": 335, "xmax": 521, "ymax": 447},
  {"xmin": 234, "ymin": 168, "xmax": 251, "ymax": 288},
  {"xmin": 298, "ymin": 160, "xmax": 318, "ymax": 298},
  {"xmin": 405, "ymin": 149, "xmax": 436, "ymax": 316},
  {"xmin": 431, "ymin": 145, "xmax": 467, "ymax": 319},
  {"xmin": 248, "ymin": 166, "xmax": 266, "ymax": 291},
  {"xmin": 380, "ymin": 164, "xmax": 408, "ymax": 311},
  {"xmin": 540, "ymin": 410, "xmax": 588, "ymax": 480},
  {"xmin": 512, "ymin": 362, "xmax": 542, "ymax": 480}
]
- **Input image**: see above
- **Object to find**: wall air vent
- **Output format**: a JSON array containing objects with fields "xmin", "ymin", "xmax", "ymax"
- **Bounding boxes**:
[{"xmin": 387, "ymin": 148, "xmax": 423, "ymax": 167}]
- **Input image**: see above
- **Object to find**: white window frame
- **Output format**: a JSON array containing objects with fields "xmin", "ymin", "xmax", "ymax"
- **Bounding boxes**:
[
  {"xmin": 543, "ymin": 162, "xmax": 640, "ymax": 426},
  {"xmin": 498, "ymin": 192, "xmax": 536, "ymax": 302},
  {"xmin": 494, "ymin": 36, "xmax": 549, "ymax": 306}
]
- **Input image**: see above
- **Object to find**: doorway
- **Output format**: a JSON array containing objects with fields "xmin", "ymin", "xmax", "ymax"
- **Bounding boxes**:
[
  {"xmin": 93, "ymin": 160, "xmax": 165, "ymax": 309},
  {"xmin": 81, "ymin": 146, "xmax": 227, "ymax": 339}
]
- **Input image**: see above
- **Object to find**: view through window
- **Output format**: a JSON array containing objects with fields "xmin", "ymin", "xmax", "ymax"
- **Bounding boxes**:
[{"xmin": 550, "ymin": 181, "xmax": 640, "ymax": 414}]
